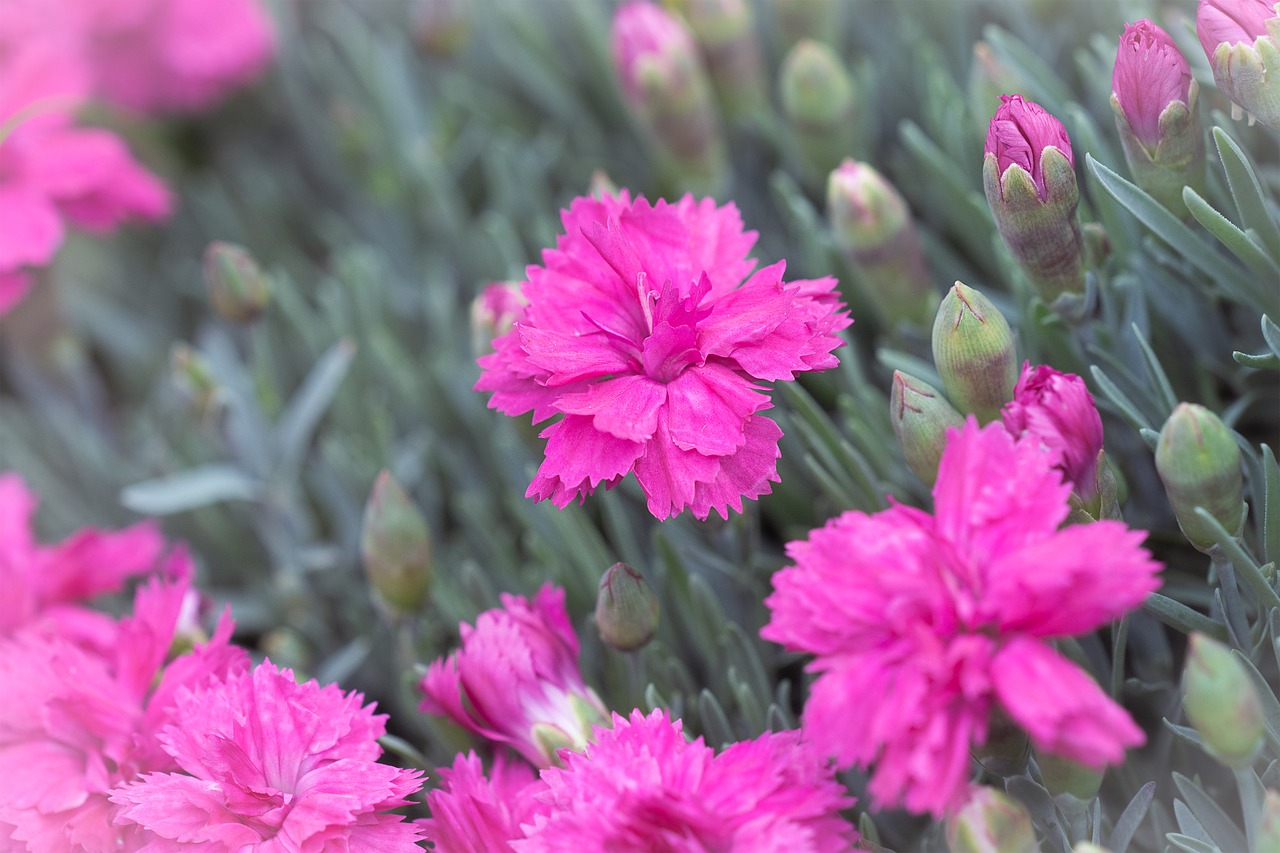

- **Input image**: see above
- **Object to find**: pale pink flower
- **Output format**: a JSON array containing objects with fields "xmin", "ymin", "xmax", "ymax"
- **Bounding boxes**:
[
  {"xmin": 1001, "ymin": 362, "xmax": 1105, "ymax": 496},
  {"xmin": 513, "ymin": 709, "xmax": 857, "ymax": 852},
  {"xmin": 420, "ymin": 751, "xmax": 543, "ymax": 852},
  {"xmin": 0, "ymin": 472, "xmax": 169, "ymax": 649},
  {"xmin": 762, "ymin": 419, "xmax": 1162, "ymax": 816},
  {"xmin": 1113, "ymin": 20, "xmax": 1194, "ymax": 149},
  {"xmin": 110, "ymin": 660, "xmax": 424, "ymax": 851},
  {"xmin": 984, "ymin": 94, "xmax": 1074, "ymax": 201},
  {"xmin": 475, "ymin": 191, "xmax": 850, "ymax": 520},
  {"xmin": 0, "ymin": 576, "xmax": 247, "ymax": 852},
  {"xmin": 420, "ymin": 585, "xmax": 609, "ymax": 768},
  {"xmin": 611, "ymin": 3, "xmax": 700, "ymax": 106}
]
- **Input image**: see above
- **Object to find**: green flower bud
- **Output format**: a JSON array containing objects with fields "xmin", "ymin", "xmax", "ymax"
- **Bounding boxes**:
[
  {"xmin": 361, "ymin": 471, "xmax": 432, "ymax": 615},
  {"xmin": 1067, "ymin": 450, "xmax": 1122, "ymax": 524},
  {"xmin": 1155, "ymin": 403, "xmax": 1246, "ymax": 553},
  {"xmin": 828, "ymin": 160, "xmax": 937, "ymax": 329},
  {"xmin": 169, "ymin": 343, "xmax": 224, "ymax": 425},
  {"xmin": 780, "ymin": 40, "xmax": 859, "ymax": 182},
  {"xmin": 931, "ymin": 282, "xmax": 1018, "ymax": 425},
  {"xmin": 890, "ymin": 371, "xmax": 965, "ymax": 487},
  {"xmin": 666, "ymin": 0, "xmax": 767, "ymax": 120},
  {"xmin": 1036, "ymin": 749, "xmax": 1104, "ymax": 801},
  {"xmin": 203, "ymin": 241, "xmax": 271, "ymax": 325},
  {"xmin": 1183, "ymin": 632, "xmax": 1265, "ymax": 769},
  {"xmin": 595, "ymin": 562, "xmax": 661, "ymax": 651},
  {"xmin": 1257, "ymin": 790, "xmax": 1280, "ymax": 853},
  {"xmin": 945, "ymin": 787, "xmax": 1039, "ymax": 853}
]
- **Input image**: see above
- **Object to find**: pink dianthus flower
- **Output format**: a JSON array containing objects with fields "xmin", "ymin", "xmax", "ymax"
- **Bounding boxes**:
[
  {"xmin": 1112, "ymin": 19, "xmax": 1194, "ymax": 149},
  {"xmin": 762, "ymin": 419, "xmax": 1162, "ymax": 816},
  {"xmin": 514, "ymin": 709, "xmax": 857, "ymax": 852},
  {"xmin": 420, "ymin": 751, "xmax": 543, "ymax": 852},
  {"xmin": 984, "ymin": 94, "xmax": 1073, "ymax": 201},
  {"xmin": 1001, "ymin": 362, "xmax": 1105, "ymax": 497},
  {"xmin": 476, "ymin": 191, "xmax": 850, "ymax": 520},
  {"xmin": 110, "ymin": 660, "xmax": 424, "ymax": 851},
  {"xmin": 420, "ymin": 584, "xmax": 609, "ymax": 768}
]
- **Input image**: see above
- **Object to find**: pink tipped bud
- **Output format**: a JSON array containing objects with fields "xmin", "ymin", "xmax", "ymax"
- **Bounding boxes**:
[
  {"xmin": 930, "ymin": 282, "xmax": 1018, "ymax": 425},
  {"xmin": 983, "ymin": 96, "xmax": 1085, "ymax": 308},
  {"xmin": 1183, "ymin": 632, "xmax": 1265, "ymax": 768},
  {"xmin": 361, "ymin": 471, "xmax": 432, "ymax": 614},
  {"xmin": 1196, "ymin": 0, "xmax": 1280, "ymax": 129},
  {"xmin": 204, "ymin": 241, "xmax": 270, "ymax": 324},
  {"xmin": 1155, "ymin": 403, "xmax": 1246, "ymax": 553},
  {"xmin": 780, "ymin": 40, "xmax": 860, "ymax": 180},
  {"xmin": 470, "ymin": 282, "xmax": 527, "ymax": 356},
  {"xmin": 1002, "ymin": 362, "xmax": 1105, "ymax": 497},
  {"xmin": 595, "ymin": 562, "xmax": 660, "ymax": 651},
  {"xmin": 945, "ymin": 787, "xmax": 1039, "ymax": 853}
]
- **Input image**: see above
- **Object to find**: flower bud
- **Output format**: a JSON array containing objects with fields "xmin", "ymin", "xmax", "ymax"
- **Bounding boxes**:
[
  {"xmin": 595, "ymin": 562, "xmax": 660, "ymax": 651},
  {"xmin": 780, "ymin": 40, "xmax": 860, "ymax": 182},
  {"xmin": 1035, "ymin": 749, "xmax": 1104, "ymax": 801},
  {"xmin": 890, "ymin": 371, "xmax": 965, "ymax": 487},
  {"xmin": 612, "ymin": 2, "xmax": 727, "ymax": 193},
  {"xmin": 1197, "ymin": 0, "xmax": 1280, "ymax": 130},
  {"xmin": 470, "ymin": 282, "xmax": 527, "ymax": 357},
  {"xmin": 945, "ymin": 787, "xmax": 1039, "ymax": 853},
  {"xmin": 1154, "ymin": 403, "xmax": 1246, "ymax": 552},
  {"xmin": 827, "ymin": 160, "xmax": 937, "ymax": 329},
  {"xmin": 983, "ymin": 95, "xmax": 1086, "ymax": 311},
  {"xmin": 412, "ymin": 0, "xmax": 470, "ymax": 60},
  {"xmin": 169, "ymin": 343, "xmax": 224, "ymax": 424},
  {"xmin": 1111, "ymin": 20, "xmax": 1206, "ymax": 214},
  {"xmin": 203, "ymin": 241, "xmax": 270, "ymax": 324},
  {"xmin": 1002, "ymin": 362, "xmax": 1105, "ymax": 497},
  {"xmin": 666, "ymin": 0, "xmax": 767, "ymax": 120},
  {"xmin": 1257, "ymin": 790, "xmax": 1280, "ymax": 853},
  {"xmin": 1067, "ymin": 450, "xmax": 1123, "ymax": 523},
  {"xmin": 361, "ymin": 471, "xmax": 432, "ymax": 614},
  {"xmin": 931, "ymin": 282, "xmax": 1018, "ymax": 424},
  {"xmin": 1182, "ymin": 632, "xmax": 1265, "ymax": 768}
]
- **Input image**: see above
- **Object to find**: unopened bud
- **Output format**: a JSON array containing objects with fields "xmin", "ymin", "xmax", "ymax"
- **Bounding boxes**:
[
  {"xmin": 983, "ymin": 95, "xmax": 1086, "ymax": 312},
  {"xmin": 470, "ymin": 282, "xmax": 527, "ymax": 356},
  {"xmin": 1155, "ymin": 403, "xmax": 1246, "ymax": 552},
  {"xmin": 596, "ymin": 562, "xmax": 660, "ymax": 651},
  {"xmin": 1197, "ymin": 0, "xmax": 1280, "ymax": 129},
  {"xmin": 828, "ymin": 160, "xmax": 937, "ymax": 329},
  {"xmin": 931, "ymin": 282, "xmax": 1018, "ymax": 424},
  {"xmin": 666, "ymin": 0, "xmax": 767, "ymax": 120},
  {"xmin": 945, "ymin": 787, "xmax": 1039, "ymax": 853},
  {"xmin": 204, "ymin": 241, "xmax": 270, "ymax": 324},
  {"xmin": 1036, "ymin": 749, "xmax": 1103, "ymax": 801},
  {"xmin": 412, "ymin": 0, "xmax": 470, "ymax": 60},
  {"xmin": 1257, "ymin": 790, "xmax": 1280, "ymax": 853},
  {"xmin": 1067, "ymin": 450, "xmax": 1122, "ymax": 523},
  {"xmin": 170, "ymin": 343, "xmax": 224, "ymax": 424},
  {"xmin": 361, "ymin": 471, "xmax": 432, "ymax": 614},
  {"xmin": 780, "ymin": 40, "xmax": 860, "ymax": 181},
  {"xmin": 890, "ymin": 371, "xmax": 965, "ymax": 487},
  {"xmin": 1183, "ymin": 633, "xmax": 1265, "ymax": 768}
]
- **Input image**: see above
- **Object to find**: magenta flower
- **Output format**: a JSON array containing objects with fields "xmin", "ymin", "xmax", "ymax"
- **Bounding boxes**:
[
  {"xmin": 611, "ymin": 3, "xmax": 700, "ymax": 107},
  {"xmin": 762, "ymin": 420, "xmax": 1162, "ymax": 816},
  {"xmin": 110, "ymin": 660, "xmax": 424, "ymax": 851},
  {"xmin": 513, "ymin": 709, "xmax": 856, "ymax": 852},
  {"xmin": 1197, "ymin": 0, "xmax": 1275, "ymax": 49},
  {"xmin": 475, "ymin": 191, "xmax": 850, "ymax": 520},
  {"xmin": 1001, "ymin": 363, "xmax": 1104, "ymax": 497},
  {"xmin": 0, "ymin": 472, "xmax": 168, "ymax": 649},
  {"xmin": 1113, "ymin": 20, "xmax": 1194, "ymax": 149},
  {"xmin": 420, "ymin": 751, "xmax": 543, "ymax": 852},
  {"xmin": 421, "ymin": 584, "xmax": 609, "ymax": 768},
  {"xmin": 1196, "ymin": 0, "xmax": 1280, "ymax": 129},
  {"xmin": 984, "ymin": 94, "xmax": 1073, "ymax": 202}
]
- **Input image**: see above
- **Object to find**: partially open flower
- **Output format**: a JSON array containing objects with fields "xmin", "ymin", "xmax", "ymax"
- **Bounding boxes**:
[
  {"xmin": 1196, "ymin": 0, "xmax": 1280, "ymax": 129},
  {"xmin": 1002, "ymin": 362, "xmax": 1105, "ymax": 498}
]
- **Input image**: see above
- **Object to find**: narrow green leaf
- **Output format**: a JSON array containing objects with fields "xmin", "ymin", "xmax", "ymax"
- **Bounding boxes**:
[
  {"xmin": 377, "ymin": 734, "xmax": 431, "ymax": 770},
  {"xmin": 697, "ymin": 689, "xmax": 736, "ymax": 749},
  {"xmin": 899, "ymin": 121, "xmax": 994, "ymax": 253},
  {"xmin": 1164, "ymin": 719, "xmax": 1205, "ymax": 749},
  {"xmin": 1111, "ymin": 615, "xmax": 1131, "ymax": 700},
  {"xmin": 1173, "ymin": 772, "xmax": 1248, "ymax": 852},
  {"xmin": 1212, "ymin": 126, "xmax": 1280, "ymax": 261},
  {"xmin": 276, "ymin": 338, "xmax": 356, "ymax": 475},
  {"xmin": 1233, "ymin": 350, "xmax": 1280, "ymax": 370},
  {"xmin": 1165, "ymin": 833, "xmax": 1218, "ymax": 853},
  {"xmin": 1108, "ymin": 780, "xmax": 1156, "ymax": 852},
  {"xmin": 1193, "ymin": 508, "xmax": 1280, "ymax": 611},
  {"xmin": 1142, "ymin": 593, "xmax": 1229, "ymax": 640},
  {"xmin": 120, "ymin": 466, "xmax": 260, "ymax": 515},
  {"xmin": 1264, "ymin": 315, "xmax": 1280, "ymax": 358},
  {"xmin": 1183, "ymin": 186, "xmax": 1280, "ymax": 281},
  {"xmin": 981, "ymin": 24, "xmax": 1074, "ymax": 107},
  {"xmin": 643, "ymin": 683, "xmax": 670, "ymax": 714},
  {"xmin": 1089, "ymin": 365, "xmax": 1153, "ymax": 434},
  {"xmin": 1129, "ymin": 323, "xmax": 1179, "ymax": 414},
  {"xmin": 1264, "ymin": 445, "xmax": 1279, "ymax": 565},
  {"xmin": 1231, "ymin": 649, "xmax": 1280, "ymax": 756}
]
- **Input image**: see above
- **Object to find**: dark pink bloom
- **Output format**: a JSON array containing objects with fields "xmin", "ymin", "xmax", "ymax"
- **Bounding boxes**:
[
  {"xmin": 1197, "ymin": 0, "xmax": 1275, "ymax": 52},
  {"xmin": 1001, "ymin": 362, "xmax": 1105, "ymax": 496},
  {"xmin": 420, "ymin": 585, "xmax": 609, "ymax": 768},
  {"xmin": 420, "ymin": 751, "xmax": 543, "ymax": 852},
  {"xmin": 611, "ymin": 3, "xmax": 700, "ymax": 106},
  {"xmin": 110, "ymin": 660, "xmax": 424, "ymax": 851},
  {"xmin": 1113, "ymin": 20, "xmax": 1194, "ymax": 148},
  {"xmin": 475, "ymin": 192, "xmax": 849, "ymax": 520},
  {"xmin": 984, "ymin": 94, "xmax": 1074, "ymax": 200},
  {"xmin": 762, "ymin": 420, "xmax": 1161, "ymax": 816},
  {"xmin": 0, "ymin": 576, "xmax": 248, "ymax": 852},
  {"xmin": 514, "ymin": 709, "xmax": 857, "ymax": 852},
  {"xmin": 0, "ymin": 472, "xmax": 169, "ymax": 649}
]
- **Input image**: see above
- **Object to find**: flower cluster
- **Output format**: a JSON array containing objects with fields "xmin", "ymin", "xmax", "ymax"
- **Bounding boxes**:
[{"xmin": 476, "ymin": 191, "xmax": 850, "ymax": 520}]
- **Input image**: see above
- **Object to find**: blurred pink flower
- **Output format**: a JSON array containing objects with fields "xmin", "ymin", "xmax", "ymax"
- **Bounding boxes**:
[
  {"xmin": 762, "ymin": 420, "xmax": 1161, "ymax": 816},
  {"xmin": 611, "ymin": 2, "xmax": 700, "ymax": 106},
  {"xmin": 1113, "ymin": 19, "xmax": 1194, "ymax": 148},
  {"xmin": 420, "ymin": 584, "xmax": 609, "ymax": 768},
  {"xmin": 0, "ymin": 576, "xmax": 247, "ymax": 852},
  {"xmin": 110, "ymin": 660, "xmax": 424, "ymax": 851},
  {"xmin": 420, "ymin": 751, "xmax": 543, "ymax": 852},
  {"xmin": 514, "ymin": 709, "xmax": 857, "ymax": 852},
  {"xmin": 984, "ymin": 94, "xmax": 1073, "ymax": 201},
  {"xmin": 0, "ymin": 472, "xmax": 171, "ymax": 649},
  {"xmin": 475, "ymin": 191, "xmax": 850, "ymax": 520},
  {"xmin": 1001, "ymin": 362, "xmax": 1105, "ymax": 496}
]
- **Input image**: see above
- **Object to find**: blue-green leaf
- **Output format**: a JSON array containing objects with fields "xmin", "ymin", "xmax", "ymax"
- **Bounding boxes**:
[{"xmin": 120, "ymin": 465, "xmax": 260, "ymax": 515}]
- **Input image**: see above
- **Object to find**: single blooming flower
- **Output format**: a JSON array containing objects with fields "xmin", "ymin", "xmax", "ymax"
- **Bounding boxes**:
[
  {"xmin": 1111, "ymin": 19, "xmax": 1205, "ymax": 213},
  {"xmin": 475, "ymin": 191, "xmax": 850, "ymax": 520},
  {"xmin": 419, "ymin": 751, "xmax": 543, "ymax": 852},
  {"xmin": 110, "ymin": 660, "xmax": 424, "ymax": 851},
  {"xmin": 982, "ymin": 94, "xmax": 1086, "ymax": 310},
  {"xmin": 515, "ymin": 709, "xmax": 857, "ymax": 852},
  {"xmin": 1001, "ymin": 362, "xmax": 1105, "ymax": 498},
  {"xmin": 1197, "ymin": 0, "xmax": 1280, "ymax": 129},
  {"xmin": 763, "ymin": 419, "xmax": 1162, "ymax": 816},
  {"xmin": 420, "ymin": 585, "xmax": 610, "ymax": 768}
]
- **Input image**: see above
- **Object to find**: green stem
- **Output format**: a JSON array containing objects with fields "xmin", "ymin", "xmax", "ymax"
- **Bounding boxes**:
[{"xmin": 1142, "ymin": 593, "xmax": 1229, "ymax": 641}]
